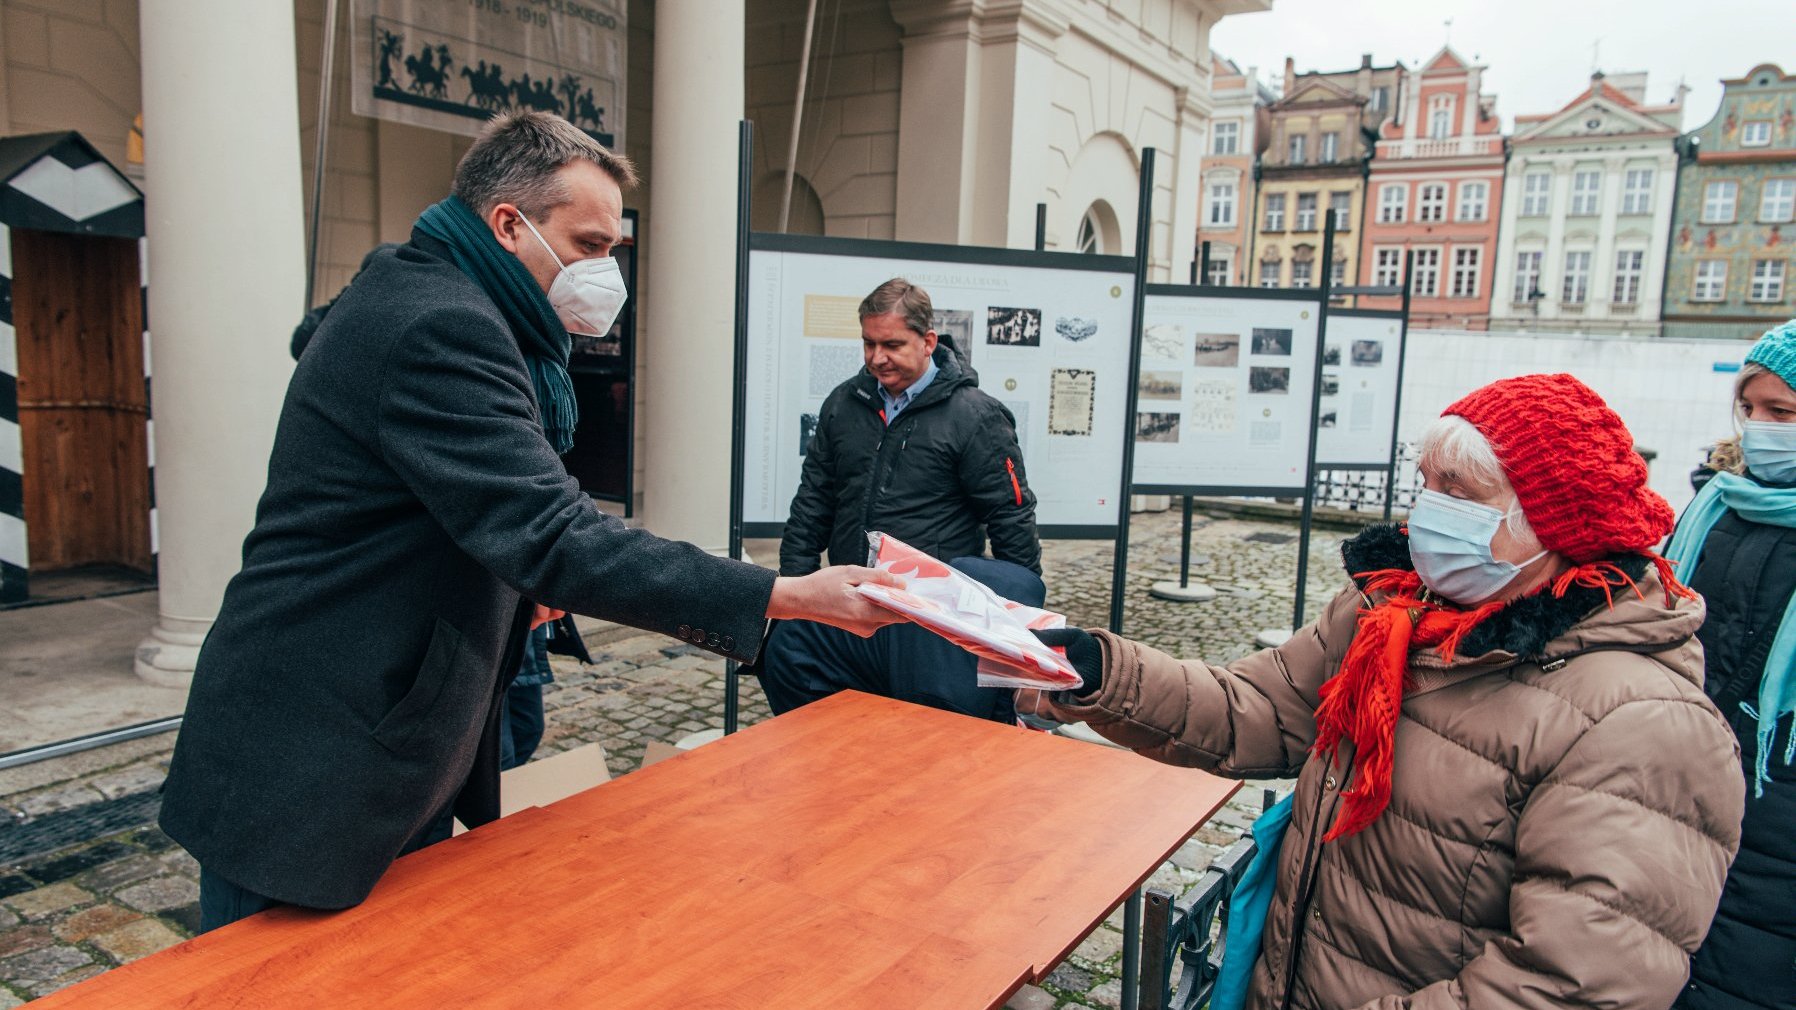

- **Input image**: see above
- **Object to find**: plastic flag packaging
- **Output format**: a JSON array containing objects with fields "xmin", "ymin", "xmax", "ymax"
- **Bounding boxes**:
[{"xmin": 856, "ymin": 533, "xmax": 1084, "ymax": 692}]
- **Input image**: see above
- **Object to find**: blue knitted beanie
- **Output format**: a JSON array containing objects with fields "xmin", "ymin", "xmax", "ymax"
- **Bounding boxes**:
[{"xmin": 1746, "ymin": 319, "xmax": 1796, "ymax": 389}]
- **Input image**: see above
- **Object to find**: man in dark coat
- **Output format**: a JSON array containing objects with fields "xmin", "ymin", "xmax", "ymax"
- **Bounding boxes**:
[
  {"xmin": 761, "ymin": 278, "xmax": 1042, "ymax": 723},
  {"xmin": 160, "ymin": 112, "xmax": 897, "ymax": 929}
]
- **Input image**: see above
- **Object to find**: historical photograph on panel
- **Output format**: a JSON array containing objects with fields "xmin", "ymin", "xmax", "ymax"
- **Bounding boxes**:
[
  {"xmin": 1192, "ymin": 332, "xmax": 1241, "ymax": 368},
  {"xmin": 1189, "ymin": 379, "xmax": 1237, "ymax": 434},
  {"xmin": 1135, "ymin": 412, "xmax": 1181, "ymax": 444},
  {"xmin": 808, "ymin": 343, "xmax": 864, "ymax": 396},
  {"xmin": 1321, "ymin": 373, "xmax": 1341, "ymax": 396},
  {"xmin": 1319, "ymin": 409, "xmax": 1338, "ymax": 429},
  {"xmin": 1251, "ymin": 328, "xmax": 1294, "ymax": 356},
  {"xmin": 798, "ymin": 412, "xmax": 820, "ymax": 456},
  {"xmin": 1138, "ymin": 370, "xmax": 1183, "ymax": 401},
  {"xmin": 1249, "ymin": 366, "xmax": 1291, "ymax": 394},
  {"xmin": 1054, "ymin": 316, "xmax": 1098, "ymax": 343},
  {"xmin": 1143, "ymin": 323, "xmax": 1186, "ymax": 362},
  {"xmin": 987, "ymin": 306, "xmax": 1043, "ymax": 346},
  {"xmin": 1351, "ymin": 339, "xmax": 1384, "ymax": 366},
  {"xmin": 1048, "ymin": 368, "xmax": 1096, "ymax": 436},
  {"xmin": 933, "ymin": 309, "xmax": 975, "ymax": 361},
  {"xmin": 1323, "ymin": 344, "xmax": 1342, "ymax": 366}
]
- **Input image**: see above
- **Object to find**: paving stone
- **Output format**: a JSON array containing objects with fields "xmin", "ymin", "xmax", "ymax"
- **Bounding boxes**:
[
  {"xmin": 159, "ymin": 848, "xmax": 200, "ymax": 877},
  {"xmin": 20, "ymin": 841, "xmax": 136, "ymax": 885},
  {"xmin": 1085, "ymin": 978, "xmax": 1123, "ymax": 1009},
  {"xmin": 1043, "ymin": 962, "xmax": 1093, "ymax": 992},
  {"xmin": 13, "ymin": 784, "xmax": 106, "ymax": 820},
  {"xmin": 0, "ymin": 908, "xmax": 16, "ymax": 930},
  {"xmin": 0, "ymin": 877, "xmax": 34, "ymax": 902},
  {"xmin": 0, "ymin": 944, "xmax": 91, "ymax": 987},
  {"xmin": 87, "ymin": 764, "xmax": 169, "ymax": 801},
  {"xmin": 1070, "ymin": 924, "xmax": 1125, "ymax": 968},
  {"xmin": 1003, "ymin": 983, "xmax": 1057, "ymax": 1010},
  {"xmin": 114, "ymin": 875, "xmax": 198, "ymax": 914},
  {"xmin": 90, "ymin": 918, "xmax": 185, "ymax": 963},
  {"xmin": 3, "ymin": 882, "xmax": 93, "ymax": 921},
  {"xmin": 27, "ymin": 961, "xmax": 105, "ymax": 998},
  {"xmin": 0, "ymin": 985, "xmax": 22, "ymax": 1007},
  {"xmin": 162, "ymin": 901, "xmax": 203, "ymax": 938},
  {"xmin": 123, "ymin": 826, "xmax": 180, "ymax": 854},
  {"xmin": 52, "ymin": 904, "xmax": 143, "ymax": 943},
  {"xmin": 75, "ymin": 853, "xmax": 166, "ymax": 893},
  {"xmin": 0, "ymin": 925, "xmax": 52, "ymax": 960}
]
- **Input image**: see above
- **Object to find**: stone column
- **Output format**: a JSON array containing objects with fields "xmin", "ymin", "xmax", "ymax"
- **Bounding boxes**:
[
  {"xmin": 135, "ymin": 0, "xmax": 306, "ymax": 686},
  {"xmin": 639, "ymin": 0, "xmax": 745, "ymax": 552}
]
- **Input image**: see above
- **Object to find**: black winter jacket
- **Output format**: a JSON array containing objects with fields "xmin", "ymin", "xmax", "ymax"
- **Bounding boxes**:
[
  {"xmin": 780, "ymin": 344, "xmax": 1040, "ymax": 576},
  {"xmin": 1679, "ymin": 507, "xmax": 1796, "ymax": 1010}
]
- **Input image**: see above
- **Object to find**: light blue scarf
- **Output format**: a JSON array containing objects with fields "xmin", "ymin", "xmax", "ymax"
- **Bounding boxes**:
[{"xmin": 1665, "ymin": 470, "xmax": 1796, "ymax": 796}]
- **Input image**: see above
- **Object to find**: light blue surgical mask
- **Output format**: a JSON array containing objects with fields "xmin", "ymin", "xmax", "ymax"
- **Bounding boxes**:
[
  {"xmin": 1408, "ymin": 490, "xmax": 1547, "ymax": 606},
  {"xmin": 1741, "ymin": 420, "xmax": 1796, "ymax": 484}
]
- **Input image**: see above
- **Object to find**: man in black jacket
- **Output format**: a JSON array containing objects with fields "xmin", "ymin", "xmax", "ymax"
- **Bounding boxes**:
[
  {"xmin": 160, "ymin": 112, "xmax": 898, "ymax": 929},
  {"xmin": 762, "ymin": 279, "xmax": 1043, "ymax": 723}
]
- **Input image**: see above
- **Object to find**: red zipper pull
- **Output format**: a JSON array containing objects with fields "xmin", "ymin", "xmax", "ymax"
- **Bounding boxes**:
[{"xmin": 1006, "ymin": 457, "xmax": 1023, "ymax": 505}]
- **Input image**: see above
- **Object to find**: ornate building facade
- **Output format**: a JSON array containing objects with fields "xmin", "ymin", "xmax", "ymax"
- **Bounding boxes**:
[
  {"xmin": 1355, "ymin": 48, "xmax": 1504, "ymax": 329},
  {"xmin": 1662, "ymin": 63, "xmax": 1796, "ymax": 339},
  {"xmin": 1248, "ymin": 54, "xmax": 1405, "ymax": 292},
  {"xmin": 1489, "ymin": 71, "xmax": 1682, "ymax": 335},
  {"xmin": 1195, "ymin": 52, "xmax": 1273, "ymax": 285}
]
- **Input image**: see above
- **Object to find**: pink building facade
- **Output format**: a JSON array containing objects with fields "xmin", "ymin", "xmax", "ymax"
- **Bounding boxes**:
[{"xmin": 1356, "ymin": 49, "xmax": 1505, "ymax": 328}]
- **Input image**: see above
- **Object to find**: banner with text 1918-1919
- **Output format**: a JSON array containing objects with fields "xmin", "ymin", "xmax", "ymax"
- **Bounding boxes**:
[{"xmin": 349, "ymin": 0, "xmax": 625, "ymax": 148}]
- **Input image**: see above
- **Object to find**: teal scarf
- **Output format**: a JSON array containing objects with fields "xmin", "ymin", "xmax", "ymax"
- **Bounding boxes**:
[
  {"xmin": 1665, "ymin": 470, "xmax": 1796, "ymax": 796},
  {"xmin": 413, "ymin": 196, "xmax": 577, "ymax": 454}
]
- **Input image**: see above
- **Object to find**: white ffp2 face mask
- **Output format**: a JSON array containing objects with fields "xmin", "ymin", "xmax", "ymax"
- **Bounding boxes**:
[{"xmin": 518, "ymin": 213, "xmax": 628, "ymax": 337}]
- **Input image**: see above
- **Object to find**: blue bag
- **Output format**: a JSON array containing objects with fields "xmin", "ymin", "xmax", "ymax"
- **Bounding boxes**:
[{"xmin": 1208, "ymin": 793, "xmax": 1295, "ymax": 1010}]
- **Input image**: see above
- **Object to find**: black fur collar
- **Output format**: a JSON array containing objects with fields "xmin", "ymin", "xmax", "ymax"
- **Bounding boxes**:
[{"xmin": 1340, "ymin": 523, "xmax": 1649, "ymax": 660}]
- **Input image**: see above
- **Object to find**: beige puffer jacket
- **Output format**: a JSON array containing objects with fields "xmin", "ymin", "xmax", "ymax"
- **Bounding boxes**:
[{"xmin": 1044, "ymin": 528, "xmax": 1744, "ymax": 1010}]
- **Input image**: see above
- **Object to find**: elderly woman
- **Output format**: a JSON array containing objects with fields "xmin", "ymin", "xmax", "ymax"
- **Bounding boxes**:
[
  {"xmin": 1669, "ymin": 320, "xmax": 1796, "ymax": 1010},
  {"xmin": 1032, "ymin": 374, "xmax": 1744, "ymax": 1010}
]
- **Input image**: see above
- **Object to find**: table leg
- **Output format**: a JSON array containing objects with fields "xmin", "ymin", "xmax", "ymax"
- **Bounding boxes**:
[{"xmin": 1122, "ymin": 888, "xmax": 1142, "ymax": 1010}]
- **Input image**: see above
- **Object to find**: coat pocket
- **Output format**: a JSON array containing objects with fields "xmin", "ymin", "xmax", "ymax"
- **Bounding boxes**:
[{"xmin": 372, "ymin": 617, "xmax": 463, "ymax": 755}]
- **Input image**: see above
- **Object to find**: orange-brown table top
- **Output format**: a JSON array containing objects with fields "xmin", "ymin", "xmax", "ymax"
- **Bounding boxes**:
[{"xmin": 35, "ymin": 691, "xmax": 1238, "ymax": 1009}]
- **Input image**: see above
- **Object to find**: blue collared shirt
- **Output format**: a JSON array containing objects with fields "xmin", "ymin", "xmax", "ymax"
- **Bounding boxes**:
[{"xmin": 879, "ymin": 358, "xmax": 938, "ymax": 424}]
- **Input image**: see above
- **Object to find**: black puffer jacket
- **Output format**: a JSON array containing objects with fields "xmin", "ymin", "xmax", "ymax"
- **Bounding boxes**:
[
  {"xmin": 780, "ymin": 343, "xmax": 1039, "ymax": 576},
  {"xmin": 1679, "ymin": 508, "xmax": 1796, "ymax": 1010}
]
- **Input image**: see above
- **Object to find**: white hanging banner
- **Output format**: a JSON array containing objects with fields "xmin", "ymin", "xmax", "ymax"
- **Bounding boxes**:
[{"xmin": 349, "ymin": 0, "xmax": 625, "ymax": 148}]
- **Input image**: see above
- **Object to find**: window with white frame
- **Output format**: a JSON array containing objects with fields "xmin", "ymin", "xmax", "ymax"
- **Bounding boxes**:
[
  {"xmin": 1621, "ymin": 168, "xmax": 1654, "ymax": 215},
  {"xmin": 1702, "ymin": 180, "xmax": 1738, "ymax": 223},
  {"xmin": 1288, "ymin": 133, "xmax": 1307, "ymax": 164},
  {"xmin": 1743, "ymin": 121, "xmax": 1772, "ymax": 147},
  {"xmin": 1264, "ymin": 193, "xmax": 1286, "ymax": 231},
  {"xmin": 1208, "ymin": 180, "xmax": 1237, "ymax": 227},
  {"xmin": 1296, "ymin": 193, "xmax": 1318, "ymax": 230},
  {"xmin": 1428, "ymin": 95, "xmax": 1454, "ymax": 139},
  {"xmin": 1457, "ymin": 181, "xmax": 1488, "ymax": 221},
  {"xmin": 1320, "ymin": 132, "xmax": 1339, "ymax": 163},
  {"xmin": 1259, "ymin": 259, "xmax": 1281, "ymax": 288},
  {"xmin": 1521, "ymin": 173, "xmax": 1551, "ymax": 216},
  {"xmin": 1612, "ymin": 249, "xmax": 1645, "ymax": 304},
  {"xmin": 1562, "ymin": 250, "xmax": 1592, "ymax": 303},
  {"xmin": 1692, "ymin": 260, "xmax": 1728, "ymax": 301},
  {"xmin": 1450, "ymin": 247, "xmax": 1481, "ymax": 298},
  {"xmin": 1330, "ymin": 192, "xmax": 1352, "ymax": 230},
  {"xmin": 1373, "ymin": 248, "xmax": 1403, "ymax": 287},
  {"xmin": 1413, "ymin": 248, "xmax": 1441, "ymax": 297},
  {"xmin": 1291, "ymin": 259, "xmax": 1314, "ymax": 287},
  {"xmin": 1761, "ymin": 178, "xmax": 1795, "ymax": 223},
  {"xmin": 1569, "ymin": 170, "xmax": 1602, "ymax": 215},
  {"xmin": 1418, "ymin": 183, "xmax": 1447, "ymax": 222},
  {"xmin": 1751, "ymin": 259, "xmax": 1786, "ymax": 302},
  {"xmin": 1212, "ymin": 121, "xmax": 1240, "ymax": 155},
  {"xmin": 1206, "ymin": 256, "xmax": 1232, "ymax": 286},
  {"xmin": 1371, "ymin": 86, "xmax": 1390, "ymax": 113},
  {"xmin": 1513, "ymin": 250, "xmax": 1543, "ymax": 302},
  {"xmin": 1330, "ymin": 256, "xmax": 1347, "ymax": 288},
  {"xmin": 1379, "ymin": 184, "xmax": 1407, "ymax": 223}
]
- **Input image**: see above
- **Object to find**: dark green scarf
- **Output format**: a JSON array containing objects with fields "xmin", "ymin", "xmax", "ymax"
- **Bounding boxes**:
[{"xmin": 414, "ymin": 196, "xmax": 577, "ymax": 454}]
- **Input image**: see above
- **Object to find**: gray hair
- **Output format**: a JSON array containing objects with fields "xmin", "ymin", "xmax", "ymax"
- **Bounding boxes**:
[
  {"xmin": 452, "ymin": 111, "xmax": 638, "ymax": 220},
  {"xmin": 859, "ymin": 278, "xmax": 934, "ymax": 338},
  {"xmin": 1416, "ymin": 414, "xmax": 1539, "ymax": 542}
]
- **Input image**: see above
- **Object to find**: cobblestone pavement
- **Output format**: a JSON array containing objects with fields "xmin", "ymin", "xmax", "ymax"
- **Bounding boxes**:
[{"xmin": 0, "ymin": 504, "xmax": 1358, "ymax": 1006}]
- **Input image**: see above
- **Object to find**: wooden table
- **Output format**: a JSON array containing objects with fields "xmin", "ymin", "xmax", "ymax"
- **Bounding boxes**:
[{"xmin": 36, "ymin": 692, "xmax": 1238, "ymax": 1009}]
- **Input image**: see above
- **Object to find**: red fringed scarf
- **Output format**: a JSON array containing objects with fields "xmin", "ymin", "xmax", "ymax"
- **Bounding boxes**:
[{"xmin": 1311, "ymin": 552, "xmax": 1695, "ymax": 843}]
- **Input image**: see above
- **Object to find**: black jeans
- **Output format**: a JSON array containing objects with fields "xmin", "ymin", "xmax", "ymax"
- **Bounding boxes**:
[
  {"xmin": 196, "ymin": 806, "xmax": 455, "ymax": 932},
  {"xmin": 759, "ymin": 556, "xmax": 1046, "ymax": 724}
]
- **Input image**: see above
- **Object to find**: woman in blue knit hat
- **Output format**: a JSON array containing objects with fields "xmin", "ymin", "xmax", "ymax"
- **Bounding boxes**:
[{"xmin": 1670, "ymin": 319, "xmax": 1796, "ymax": 1010}]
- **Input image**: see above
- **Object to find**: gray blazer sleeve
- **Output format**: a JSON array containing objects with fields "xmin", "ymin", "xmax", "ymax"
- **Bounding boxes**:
[{"xmin": 376, "ymin": 304, "xmax": 775, "ymax": 662}]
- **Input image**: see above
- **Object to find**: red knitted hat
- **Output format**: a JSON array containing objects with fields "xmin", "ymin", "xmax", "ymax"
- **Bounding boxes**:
[{"xmin": 1442, "ymin": 374, "xmax": 1674, "ymax": 564}]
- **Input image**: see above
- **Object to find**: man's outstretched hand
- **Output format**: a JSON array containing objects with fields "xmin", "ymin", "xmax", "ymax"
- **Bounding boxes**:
[{"xmin": 767, "ymin": 566, "xmax": 907, "ymax": 638}]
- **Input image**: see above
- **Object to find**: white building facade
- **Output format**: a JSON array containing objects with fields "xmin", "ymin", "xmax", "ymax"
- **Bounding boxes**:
[{"xmin": 1490, "ymin": 72, "xmax": 1683, "ymax": 335}]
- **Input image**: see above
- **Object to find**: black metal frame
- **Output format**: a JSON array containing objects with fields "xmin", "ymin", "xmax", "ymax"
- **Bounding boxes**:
[{"xmin": 569, "ymin": 207, "xmax": 640, "ymax": 515}]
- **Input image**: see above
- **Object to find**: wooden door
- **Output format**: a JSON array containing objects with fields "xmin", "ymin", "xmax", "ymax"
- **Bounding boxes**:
[{"xmin": 12, "ymin": 228, "xmax": 151, "ymax": 573}]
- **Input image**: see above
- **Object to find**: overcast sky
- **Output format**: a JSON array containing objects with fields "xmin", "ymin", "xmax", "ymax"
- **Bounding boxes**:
[{"xmin": 1209, "ymin": 0, "xmax": 1788, "ymax": 133}]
